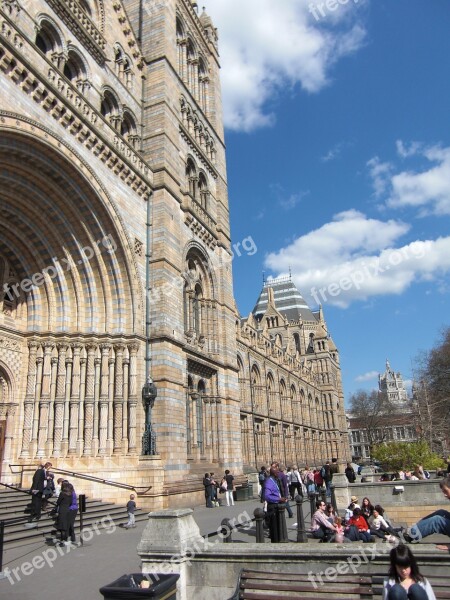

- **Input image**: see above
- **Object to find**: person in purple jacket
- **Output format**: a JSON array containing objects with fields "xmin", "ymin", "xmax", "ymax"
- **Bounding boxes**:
[{"xmin": 264, "ymin": 464, "xmax": 288, "ymax": 542}]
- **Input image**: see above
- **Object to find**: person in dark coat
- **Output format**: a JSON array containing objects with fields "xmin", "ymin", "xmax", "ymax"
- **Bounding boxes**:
[
  {"xmin": 29, "ymin": 462, "xmax": 52, "ymax": 522},
  {"xmin": 203, "ymin": 473, "xmax": 214, "ymax": 508},
  {"xmin": 56, "ymin": 481, "xmax": 75, "ymax": 545},
  {"xmin": 345, "ymin": 462, "xmax": 356, "ymax": 483}
]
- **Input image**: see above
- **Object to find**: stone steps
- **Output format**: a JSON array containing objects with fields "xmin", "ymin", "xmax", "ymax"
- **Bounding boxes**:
[{"xmin": 0, "ymin": 487, "xmax": 147, "ymax": 549}]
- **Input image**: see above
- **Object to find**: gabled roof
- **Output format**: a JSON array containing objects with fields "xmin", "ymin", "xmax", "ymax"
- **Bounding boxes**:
[{"xmin": 252, "ymin": 276, "xmax": 316, "ymax": 322}]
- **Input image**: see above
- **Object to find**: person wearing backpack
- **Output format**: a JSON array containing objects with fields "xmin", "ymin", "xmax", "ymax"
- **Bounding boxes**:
[{"xmin": 321, "ymin": 461, "xmax": 332, "ymax": 497}]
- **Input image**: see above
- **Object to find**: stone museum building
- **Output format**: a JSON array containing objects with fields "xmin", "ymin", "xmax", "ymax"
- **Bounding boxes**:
[{"xmin": 0, "ymin": 0, "xmax": 349, "ymax": 507}]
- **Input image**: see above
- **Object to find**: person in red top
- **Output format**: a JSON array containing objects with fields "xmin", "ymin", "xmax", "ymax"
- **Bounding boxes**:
[
  {"xmin": 313, "ymin": 468, "xmax": 324, "ymax": 489},
  {"xmin": 348, "ymin": 507, "xmax": 372, "ymax": 543}
]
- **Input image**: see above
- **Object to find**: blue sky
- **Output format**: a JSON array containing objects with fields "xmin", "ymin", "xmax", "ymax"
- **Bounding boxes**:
[{"xmin": 205, "ymin": 0, "xmax": 450, "ymax": 402}]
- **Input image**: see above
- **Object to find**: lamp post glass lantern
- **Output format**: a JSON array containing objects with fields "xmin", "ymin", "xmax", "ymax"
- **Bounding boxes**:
[{"xmin": 142, "ymin": 376, "xmax": 157, "ymax": 455}]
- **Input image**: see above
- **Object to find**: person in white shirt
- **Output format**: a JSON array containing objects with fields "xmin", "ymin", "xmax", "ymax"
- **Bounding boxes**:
[
  {"xmin": 370, "ymin": 505, "xmax": 399, "ymax": 541},
  {"xmin": 383, "ymin": 544, "xmax": 435, "ymax": 599}
]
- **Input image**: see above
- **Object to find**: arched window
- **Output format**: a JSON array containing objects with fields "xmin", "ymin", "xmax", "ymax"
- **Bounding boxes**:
[
  {"xmin": 121, "ymin": 110, "xmax": 139, "ymax": 148},
  {"xmin": 78, "ymin": 0, "xmax": 92, "ymax": 16},
  {"xmin": 192, "ymin": 283, "xmax": 202, "ymax": 334},
  {"xmin": 101, "ymin": 89, "xmax": 121, "ymax": 130},
  {"xmin": 198, "ymin": 55, "xmax": 208, "ymax": 112},
  {"xmin": 183, "ymin": 250, "xmax": 217, "ymax": 353},
  {"xmin": 186, "ymin": 38, "xmax": 196, "ymax": 89},
  {"xmin": 63, "ymin": 49, "xmax": 89, "ymax": 93},
  {"xmin": 198, "ymin": 172, "xmax": 208, "ymax": 210},
  {"xmin": 35, "ymin": 19, "xmax": 64, "ymax": 69},
  {"xmin": 186, "ymin": 158, "xmax": 197, "ymax": 198},
  {"xmin": 114, "ymin": 46, "xmax": 133, "ymax": 88},
  {"xmin": 293, "ymin": 332, "xmax": 301, "ymax": 354},
  {"xmin": 176, "ymin": 17, "xmax": 185, "ymax": 78}
]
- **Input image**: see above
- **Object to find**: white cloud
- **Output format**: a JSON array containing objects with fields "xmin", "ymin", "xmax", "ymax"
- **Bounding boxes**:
[
  {"xmin": 205, "ymin": 1, "xmax": 367, "ymax": 131},
  {"xmin": 355, "ymin": 371, "xmax": 379, "ymax": 382},
  {"xmin": 321, "ymin": 141, "xmax": 351, "ymax": 162},
  {"xmin": 367, "ymin": 156, "xmax": 393, "ymax": 198},
  {"xmin": 388, "ymin": 145, "xmax": 450, "ymax": 215},
  {"xmin": 264, "ymin": 210, "xmax": 450, "ymax": 308},
  {"xmin": 369, "ymin": 142, "xmax": 450, "ymax": 215},
  {"xmin": 396, "ymin": 140, "xmax": 422, "ymax": 158},
  {"xmin": 270, "ymin": 183, "xmax": 310, "ymax": 210}
]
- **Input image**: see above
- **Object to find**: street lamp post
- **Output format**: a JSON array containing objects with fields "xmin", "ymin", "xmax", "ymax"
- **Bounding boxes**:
[{"xmin": 142, "ymin": 376, "xmax": 158, "ymax": 455}]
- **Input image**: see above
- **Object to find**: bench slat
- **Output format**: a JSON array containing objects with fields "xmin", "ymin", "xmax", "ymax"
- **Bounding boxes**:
[{"xmin": 230, "ymin": 568, "xmax": 449, "ymax": 600}]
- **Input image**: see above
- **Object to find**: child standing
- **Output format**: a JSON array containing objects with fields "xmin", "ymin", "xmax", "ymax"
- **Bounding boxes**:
[{"xmin": 125, "ymin": 494, "xmax": 137, "ymax": 529}]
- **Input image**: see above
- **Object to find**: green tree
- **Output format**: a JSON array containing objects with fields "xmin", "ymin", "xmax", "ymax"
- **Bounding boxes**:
[{"xmin": 371, "ymin": 440, "xmax": 445, "ymax": 472}]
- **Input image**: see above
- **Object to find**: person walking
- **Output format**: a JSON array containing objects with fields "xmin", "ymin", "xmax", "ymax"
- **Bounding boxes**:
[
  {"xmin": 28, "ymin": 462, "xmax": 52, "ymax": 522},
  {"xmin": 224, "ymin": 469, "xmax": 235, "ymax": 506},
  {"xmin": 124, "ymin": 494, "xmax": 137, "ymax": 528}
]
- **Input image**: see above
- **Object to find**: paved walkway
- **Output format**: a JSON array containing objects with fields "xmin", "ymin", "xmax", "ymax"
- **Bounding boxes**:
[{"xmin": 0, "ymin": 498, "xmax": 447, "ymax": 600}]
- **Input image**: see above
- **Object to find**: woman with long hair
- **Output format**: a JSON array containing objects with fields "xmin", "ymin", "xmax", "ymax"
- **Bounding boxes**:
[
  {"xmin": 56, "ymin": 481, "xmax": 75, "ymax": 546},
  {"xmin": 361, "ymin": 496, "xmax": 374, "ymax": 521},
  {"xmin": 383, "ymin": 544, "xmax": 436, "ymax": 599}
]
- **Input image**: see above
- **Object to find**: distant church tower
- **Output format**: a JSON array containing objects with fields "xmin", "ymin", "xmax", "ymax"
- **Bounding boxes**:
[{"xmin": 379, "ymin": 360, "xmax": 408, "ymax": 406}]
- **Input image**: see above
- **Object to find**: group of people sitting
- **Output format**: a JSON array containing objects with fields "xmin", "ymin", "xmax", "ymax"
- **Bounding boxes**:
[{"xmin": 311, "ymin": 494, "xmax": 403, "ymax": 543}]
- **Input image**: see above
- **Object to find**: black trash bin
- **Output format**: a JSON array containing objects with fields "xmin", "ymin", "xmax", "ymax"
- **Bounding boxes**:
[
  {"xmin": 234, "ymin": 486, "xmax": 249, "ymax": 501},
  {"xmin": 99, "ymin": 573, "xmax": 179, "ymax": 600}
]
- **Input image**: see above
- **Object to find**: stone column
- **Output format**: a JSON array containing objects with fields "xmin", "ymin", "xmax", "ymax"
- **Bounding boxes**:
[
  {"xmin": 54, "ymin": 343, "xmax": 68, "ymax": 455},
  {"xmin": 31, "ymin": 352, "xmax": 43, "ymax": 456},
  {"xmin": 3, "ymin": 403, "xmax": 17, "ymax": 463},
  {"xmin": 20, "ymin": 340, "xmax": 38, "ymax": 458},
  {"xmin": 122, "ymin": 352, "xmax": 129, "ymax": 453},
  {"xmin": 98, "ymin": 343, "xmax": 110, "ymax": 455},
  {"xmin": 128, "ymin": 343, "xmax": 138, "ymax": 454},
  {"xmin": 62, "ymin": 349, "xmax": 72, "ymax": 456},
  {"xmin": 83, "ymin": 344, "xmax": 96, "ymax": 456},
  {"xmin": 37, "ymin": 342, "xmax": 54, "ymax": 457},
  {"xmin": 77, "ymin": 350, "xmax": 87, "ymax": 455},
  {"xmin": 93, "ymin": 355, "xmax": 101, "ymax": 454},
  {"xmin": 113, "ymin": 344, "xmax": 124, "ymax": 454},
  {"xmin": 68, "ymin": 343, "xmax": 82, "ymax": 454}
]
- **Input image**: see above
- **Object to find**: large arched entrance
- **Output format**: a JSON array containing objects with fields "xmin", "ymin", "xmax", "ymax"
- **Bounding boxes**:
[{"xmin": 0, "ymin": 125, "xmax": 145, "ymax": 470}]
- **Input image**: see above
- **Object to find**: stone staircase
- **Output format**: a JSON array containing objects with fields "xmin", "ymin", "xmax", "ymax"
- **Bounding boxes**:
[{"xmin": 0, "ymin": 486, "xmax": 147, "ymax": 549}]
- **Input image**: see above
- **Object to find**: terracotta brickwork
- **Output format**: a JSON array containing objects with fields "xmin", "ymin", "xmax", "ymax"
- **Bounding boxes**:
[{"xmin": 0, "ymin": 0, "xmax": 349, "ymax": 509}]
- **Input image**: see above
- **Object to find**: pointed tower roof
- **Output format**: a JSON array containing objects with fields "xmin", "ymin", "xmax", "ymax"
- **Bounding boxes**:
[{"xmin": 252, "ymin": 275, "xmax": 316, "ymax": 322}]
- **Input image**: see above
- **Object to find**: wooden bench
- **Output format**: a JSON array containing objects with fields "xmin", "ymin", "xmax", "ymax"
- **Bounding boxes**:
[
  {"xmin": 229, "ymin": 569, "xmax": 450, "ymax": 599},
  {"xmin": 228, "ymin": 570, "xmax": 374, "ymax": 599},
  {"xmin": 372, "ymin": 575, "xmax": 450, "ymax": 599}
]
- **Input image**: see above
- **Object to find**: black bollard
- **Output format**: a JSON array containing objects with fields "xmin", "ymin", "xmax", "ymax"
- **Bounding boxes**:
[
  {"xmin": 295, "ymin": 495, "xmax": 307, "ymax": 543},
  {"xmin": 220, "ymin": 518, "xmax": 233, "ymax": 543},
  {"xmin": 308, "ymin": 492, "xmax": 316, "ymax": 518},
  {"xmin": 330, "ymin": 484, "xmax": 338, "ymax": 513},
  {"xmin": 277, "ymin": 503, "xmax": 289, "ymax": 543},
  {"xmin": 253, "ymin": 508, "xmax": 265, "ymax": 543}
]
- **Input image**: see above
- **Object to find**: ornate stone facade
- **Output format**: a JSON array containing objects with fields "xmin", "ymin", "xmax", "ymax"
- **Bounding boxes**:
[
  {"xmin": 0, "ymin": 0, "xmax": 349, "ymax": 507},
  {"xmin": 237, "ymin": 277, "xmax": 349, "ymax": 470}
]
